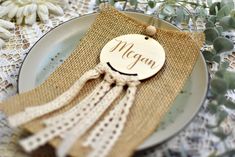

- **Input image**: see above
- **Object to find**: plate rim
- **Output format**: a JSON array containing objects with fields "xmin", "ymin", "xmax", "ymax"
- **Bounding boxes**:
[{"xmin": 17, "ymin": 12, "xmax": 209, "ymax": 151}]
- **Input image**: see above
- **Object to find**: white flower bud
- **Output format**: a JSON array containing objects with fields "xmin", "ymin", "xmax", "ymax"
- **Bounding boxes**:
[
  {"xmin": 0, "ymin": 19, "xmax": 14, "ymax": 48},
  {"xmin": 0, "ymin": 19, "xmax": 15, "ymax": 29},
  {"xmin": 25, "ymin": 12, "xmax": 36, "ymax": 25},
  {"xmin": 0, "ymin": 0, "xmax": 67, "ymax": 25},
  {"xmin": 0, "ymin": 38, "xmax": 5, "ymax": 48}
]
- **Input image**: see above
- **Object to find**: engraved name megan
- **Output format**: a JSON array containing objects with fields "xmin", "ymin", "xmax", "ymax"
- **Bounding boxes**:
[{"xmin": 110, "ymin": 39, "xmax": 159, "ymax": 70}]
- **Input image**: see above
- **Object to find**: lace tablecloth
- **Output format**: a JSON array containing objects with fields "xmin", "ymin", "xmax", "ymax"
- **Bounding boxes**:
[{"xmin": 1, "ymin": 1, "xmax": 235, "ymax": 157}]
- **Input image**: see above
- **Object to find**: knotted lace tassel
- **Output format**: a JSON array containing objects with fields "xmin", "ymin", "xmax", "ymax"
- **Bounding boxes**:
[
  {"xmin": 83, "ymin": 82, "xmax": 139, "ymax": 157},
  {"xmin": 8, "ymin": 65, "xmax": 103, "ymax": 128},
  {"xmin": 19, "ymin": 75, "xmax": 113, "ymax": 152},
  {"xmin": 43, "ymin": 79, "xmax": 110, "ymax": 126},
  {"xmin": 56, "ymin": 81, "xmax": 124, "ymax": 157}
]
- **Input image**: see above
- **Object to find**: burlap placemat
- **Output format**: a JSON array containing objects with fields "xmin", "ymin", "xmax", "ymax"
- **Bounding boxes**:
[{"xmin": 0, "ymin": 6, "xmax": 204, "ymax": 157}]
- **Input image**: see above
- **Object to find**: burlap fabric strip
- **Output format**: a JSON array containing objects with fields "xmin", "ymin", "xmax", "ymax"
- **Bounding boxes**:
[{"xmin": 0, "ymin": 5, "xmax": 204, "ymax": 157}]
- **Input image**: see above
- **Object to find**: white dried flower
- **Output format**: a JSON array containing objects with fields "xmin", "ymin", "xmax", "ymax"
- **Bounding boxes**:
[
  {"xmin": 0, "ymin": 19, "xmax": 14, "ymax": 48},
  {"xmin": 0, "ymin": 0, "xmax": 67, "ymax": 25}
]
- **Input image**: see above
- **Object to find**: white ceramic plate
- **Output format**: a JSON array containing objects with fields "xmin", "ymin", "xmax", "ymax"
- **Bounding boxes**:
[{"xmin": 18, "ymin": 12, "xmax": 208, "ymax": 151}]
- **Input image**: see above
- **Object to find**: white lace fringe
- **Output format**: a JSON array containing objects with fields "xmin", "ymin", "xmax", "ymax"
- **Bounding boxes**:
[
  {"xmin": 43, "ymin": 80, "xmax": 110, "ymax": 126},
  {"xmin": 83, "ymin": 86, "xmax": 138, "ymax": 157},
  {"xmin": 57, "ymin": 85, "xmax": 123, "ymax": 157},
  {"xmin": 8, "ymin": 63, "xmax": 140, "ymax": 157},
  {"xmin": 8, "ymin": 68, "xmax": 101, "ymax": 127}
]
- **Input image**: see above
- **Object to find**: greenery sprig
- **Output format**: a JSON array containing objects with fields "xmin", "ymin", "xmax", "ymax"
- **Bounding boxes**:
[
  {"xmin": 203, "ymin": 0, "xmax": 234, "ymax": 63},
  {"xmin": 202, "ymin": 1, "xmax": 235, "ymax": 133}
]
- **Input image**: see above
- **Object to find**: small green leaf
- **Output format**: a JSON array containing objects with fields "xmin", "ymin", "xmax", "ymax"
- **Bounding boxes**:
[
  {"xmin": 209, "ymin": 2, "xmax": 221, "ymax": 15},
  {"xmin": 211, "ymin": 78, "xmax": 228, "ymax": 95},
  {"xmin": 215, "ymin": 26, "xmax": 223, "ymax": 35},
  {"xmin": 206, "ymin": 124, "xmax": 217, "ymax": 129},
  {"xmin": 176, "ymin": 7, "xmax": 184, "ymax": 23},
  {"xmin": 224, "ymin": 99, "xmax": 235, "ymax": 109},
  {"xmin": 206, "ymin": 20, "xmax": 215, "ymax": 28},
  {"xmin": 209, "ymin": 15, "xmax": 217, "ymax": 23},
  {"xmin": 220, "ymin": 61, "xmax": 230, "ymax": 69},
  {"xmin": 207, "ymin": 0, "xmax": 213, "ymax": 6},
  {"xmin": 196, "ymin": 7, "xmax": 207, "ymax": 17},
  {"xmin": 215, "ymin": 70, "xmax": 225, "ymax": 78},
  {"xmin": 224, "ymin": 71, "xmax": 235, "ymax": 89},
  {"xmin": 217, "ymin": 150, "xmax": 235, "ymax": 157},
  {"xmin": 221, "ymin": 0, "xmax": 234, "ymax": 8},
  {"xmin": 213, "ymin": 130, "xmax": 228, "ymax": 140},
  {"xmin": 213, "ymin": 37, "xmax": 234, "ymax": 53},
  {"xmin": 204, "ymin": 28, "xmax": 219, "ymax": 45},
  {"xmin": 207, "ymin": 102, "xmax": 218, "ymax": 114},
  {"xmin": 212, "ymin": 55, "xmax": 221, "ymax": 63},
  {"xmin": 217, "ymin": 95, "xmax": 227, "ymax": 104},
  {"xmin": 129, "ymin": 0, "xmax": 137, "ymax": 6},
  {"xmin": 202, "ymin": 51, "xmax": 215, "ymax": 61},
  {"xmin": 208, "ymin": 151, "xmax": 217, "ymax": 157},
  {"xmin": 96, "ymin": 0, "xmax": 101, "ymax": 5},
  {"xmin": 158, "ymin": 13, "xmax": 166, "ymax": 19},
  {"xmin": 219, "ymin": 16, "xmax": 235, "ymax": 30},
  {"xmin": 230, "ymin": 9, "xmax": 235, "ymax": 18},
  {"xmin": 108, "ymin": 0, "xmax": 115, "ymax": 5},
  {"xmin": 217, "ymin": 111, "xmax": 228, "ymax": 125},
  {"xmin": 148, "ymin": 0, "xmax": 156, "ymax": 9},
  {"xmin": 162, "ymin": 5, "xmax": 175, "ymax": 16},
  {"xmin": 217, "ymin": 5, "xmax": 232, "ymax": 19}
]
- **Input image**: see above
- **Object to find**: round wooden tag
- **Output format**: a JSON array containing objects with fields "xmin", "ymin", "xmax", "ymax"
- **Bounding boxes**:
[{"xmin": 100, "ymin": 34, "xmax": 165, "ymax": 80}]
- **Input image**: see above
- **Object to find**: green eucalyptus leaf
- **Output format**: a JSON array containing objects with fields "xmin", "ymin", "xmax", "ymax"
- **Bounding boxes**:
[
  {"xmin": 206, "ymin": 20, "xmax": 215, "ymax": 28},
  {"xmin": 230, "ymin": 9, "xmax": 235, "ymax": 18},
  {"xmin": 221, "ymin": 0, "xmax": 234, "ymax": 8},
  {"xmin": 207, "ymin": 102, "xmax": 218, "ymax": 114},
  {"xmin": 158, "ymin": 13, "xmax": 166, "ymax": 19},
  {"xmin": 213, "ymin": 130, "xmax": 228, "ymax": 140},
  {"xmin": 219, "ymin": 16, "xmax": 235, "ymax": 30},
  {"xmin": 208, "ymin": 151, "xmax": 217, "ymax": 157},
  {"xmin": 217, "ymin": 5, "xmax": 232, "ymax": 19},
  {"xmin": 108, "ymin": 0, "xmax": 115, "ymax": 5},
  {"xmin": 207, "ymin": 0, "xmax": 213, "ymax": 6},
  {"xmin": 217, "ymin": 95, "xmax": 227, "ymax": 104},
  {"xmin": 129, "ymin": 0, "xmax": 137, "ymax": 6},
  {"xmin": 213, "ymin": 37, "xmax": 234, "ymax": 53},
  {"xmin": 182, "ymin": 15, "xmax": 190, "ymax": 24},
  {"xmin": 224, "ymin": 99, "xmax": 235, "ymax": 109},
  {"xmin": 212, "ymin": 55, "xmax": 221, "ymax": 63},
  {"xmin": 162, "ymin": 5, "xmax": 175, "ymax": 16},
  {"xmin": 206, "ymin": 124, "xmax": 217, "ymax": 129},
  {"xmin": 148, "ymin": 0, "xmax": 156, "ymax": 9},
  {"xmin": 220, "ymin": 61, "xmax": 230, "ymax": 69},
  {"xmin": 96, "ymin": 0, "xmax": 101, "ymax": 5},
  {"xmin": 176, "ymin": 7, "xmax": 184, "ymax": 23},
  {"xmin": 204, "ymin": 28, "xmax": 219, "ymax": 45},
  {"xmin": 215, "ymin": 26, "xmax": 223, "ymax": 35},
  {"xmin": 211, "ymin": 78, "xmax": 228, "ymax": 95},
  {"xmin": 202, "ymin": 51, "xmax": 215, "ymax": 61},
  {"xmin": 224, "ymin": 71, "xmax": 235, "ymax": 89},
  {"xmin": 209, "ymin": 15, "xmax": 217, "ymax": 23},
  {"xmin": 217, "ymin": 150, "xmax": 235, "ymax": 157},
  {"xmin": 215, "ymin": 70, "xmax": 225, "ymax": 78},
  {"xmin": 209, "ymin": 2, "xmax": 221, "ymax": 15},
  {"xmin": 196, "ymin": 7, "xmax": 207, "ymax": 17},
  {"xmin": 217, "ymin": 111, "xmax": 228, "ymax": 125}
]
